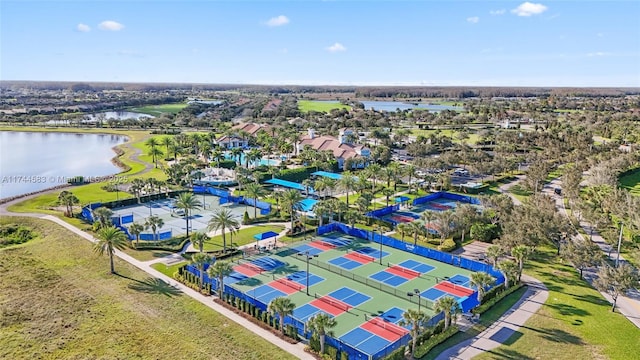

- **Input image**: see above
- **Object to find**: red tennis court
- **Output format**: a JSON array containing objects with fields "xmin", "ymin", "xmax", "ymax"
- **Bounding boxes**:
[
  {"xmin": 234, "ymin": 264, "xmax": 262, "ymax": 277},
  {"xmin": 345, "ymin": 251, "xmax": 375, "ymax": 264},
  {"xmin": 269, "ymin": 278, "xmax": 304, "ymax": 294},
  {"xmin": 435, "ymin": 281, "xmax": 475, "ymax": 297},
  {"xmin": 310, "ymin": 295, "xmax": 352, "ymax": 316},
  {"xmin": 387, "ymin": 265, "xmax": 420, "ymax": 280},
  {"xmin": 361, "ymin": 317, "xmax": 409, "ymax": 341},
  {"xmin": 309, "ymin": 240, "xmax": 337, "ymax": 250}
]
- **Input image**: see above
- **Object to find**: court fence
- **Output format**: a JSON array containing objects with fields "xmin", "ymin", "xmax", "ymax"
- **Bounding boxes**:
[{"xmin": 412, "ymin": 191, "xmax": 481, "ymax": 207}]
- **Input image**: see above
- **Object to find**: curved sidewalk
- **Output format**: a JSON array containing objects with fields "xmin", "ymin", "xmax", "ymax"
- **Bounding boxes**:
[{"xmin": 436, "ymin": 275, "xmax": 548, "ymax": 360}]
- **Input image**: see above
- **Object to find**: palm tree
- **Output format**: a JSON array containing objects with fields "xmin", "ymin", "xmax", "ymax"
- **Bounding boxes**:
[
  {"xmin": 92, "ymin": 206, "xmax": 114, "ymax": 229},
  {"xmin": 469, "ymin": 272, "xmax": 495, "ymax": 303},
  {"xmin": 485, "ymin": 245, "xmax": 503, "ymax": 267},
  {"xmin": 511, "ymin": 245, "xmax": 533, "ymax": 282},
  {"xmin": 144, "ymin": 215, "xmax": 164, "ymax": 241},
  {"xmin": 145, "ymin": 137, "xmax": 159, "ymax": 151},
  {"xmin": 268, "ymin": 297, "xmax": 296, "ymax": 336},
  {"xmin": 128, "ymin": 222, "xmax": 144, "ymax": 247},
  {"xmin": 244, "ymin": 183, "xmax": 266, "ymax": 219},
  {"xmin": 314, "ymin": 200, "xmax": 332, "ymax": 227},
  {"xmin": 344, "ymin": 210, "xmax": 364, "ymax": 229},
  {"xmin": 190, "ymin": 252, "xmax": 212, "ymax": 292},
  {"xmin": 306, "ymin": 312, "xmax": 337, "ymax": 354},
  {"xmin": 421, "ymin": 211, "xmax": 436, "ymax": 237},
  {"xmin": 175, "ymin": 192, "xmax": 202, "ymax": 237},
  {"xmin": 399, "ymin": 309, "xmax": 430, "ymax": 358},
  {"xmin": 160, "ymin": 136, "xmax": 174, "ymax": 157},
  {"xmin": 207, "ymin": 208, "xmax": 239, "ymax": 253},
  {"xmin": 434, "ymin": 296, "xmax": 460, "ymax": 330},
  {"xmin": 147, "ymin": 147, "xmax": 164, "ymax": 168},
  {"xmin": 436, "ymin": 210, "xmax": 456, "ymax": 245},
  {"xmin": 129, "ymin": 178, "xmax": 146, "ymax": 203},
  {"xmin": 338, "ymin": 171, "xmax": 358, "ymax": 207},
  {"xmin": 94, "ymin": 226, "xmax": 128, "ymax": 274},
  {"xmin": 280, "ymin": 189, "xmax": 304, "ymax": 231},
  {"xmin": 497, "ymin": 259, "xmax": 519, "ymax": 289},
  {"xmin": 230, "ymin": 147, "xmax": 243, "ymax": 166},
  {"xmin": 395, "ymin": 223, "xmax": 409, "ymax": 242},
  {"xmin": 408, "ymin": 221, "xmax": 424, "ymax": 246},
  {"xmin": 57, "ymin": 190, "xmax": 79, "ymax": 217},
  {"xmin": 381, "ymin": 187, "xmax": 395, "ymax": 207},
  {"xmin": 207, "ymin": 260, "xmax": 234, "ymax": 298},
  {"xmin": 367, "ymin": 163, "xmax": 382, "ymax": 191},
  {"xmin": 191, "ymin": 232, "xmax": 209, "ymax": 253}
]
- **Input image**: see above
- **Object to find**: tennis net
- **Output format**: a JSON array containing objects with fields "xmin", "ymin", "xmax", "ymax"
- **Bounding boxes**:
[
  {"xmin": 388, "ymin": 264, "xmax": 421, "ymax": 277},
  {"xmin": 315, "ymin": 294, "xmax": 350, "ymax": 312},
  {"xmin": 274, "ymin": 277, "xmax": 305, "ymax": 292},
  {"xmin": 370, "ymin": 317, "xmax": 408, "ymax": 337},
  {"xmin": 237, "ymin": 261, "xmax": 264, "ymax": 273},
  {"xmin": 347, "ymin": 250, "xmax": 375, "ymax": 262}
]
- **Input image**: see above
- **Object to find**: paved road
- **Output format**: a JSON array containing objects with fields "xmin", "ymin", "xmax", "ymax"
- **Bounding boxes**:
[{"xmin": 435, "ymin": 275, "xmax": 548, "ymax": 360}]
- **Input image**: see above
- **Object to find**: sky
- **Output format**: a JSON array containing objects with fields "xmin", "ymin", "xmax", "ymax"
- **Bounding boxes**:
[{"xmin": 1, "ymin": 1, "xmax": 639, "ymax": 87}]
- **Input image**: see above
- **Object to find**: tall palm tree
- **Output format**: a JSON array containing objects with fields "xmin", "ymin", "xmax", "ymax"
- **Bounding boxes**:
[
  {"xmin": 207, "ymin": 260, "xmax": 234, "ymax": 298},
  {"xmin": 485, "ymin": 245, "xmax": 503, "ymax": 267},
  {"xmin": 244, "ymin": 183, "xmax": 266, "ymax": 219},
  {"xmin": 511, "ymin": 245, "xmax": 533, "ymax": 282},
  {"xmin": 147, "ymin": 147, "xmax": 164, "ymax": 168},
  {"xmin": 338, "ymin": 171, "xmax": 358, "ymax": 207},
  {"xmin": 367, "ymin": 163, "xmax": 382, "ymax": 191},
  {"xmin": 399, "ymin": 309, "xmax": 430, "ymax": 359},
  {"xmin": 381, "ymin": 187, "xmax": 395, "ymax": 207},
  {"xmin": 129, "ymin": 178, "xmax": 146, "ymax": 203},
  {"xmin": 191, "ymin": 232, "xmax": 209, "ymax": 253},
  {"xmin": 190, "ymin": 252, "xmax": 212, "ymax": 292},
  {"xmin": 469, "ymin": 272, "xmax": 495, "ymax": 303},
  {"xmin": 58, "ymin": 190, "xmax": 79, "ymax": 217},
  {"xmin": 230, "ymin": 147, "xmax": 243, "ymax": 166},
  {"xmin": 404, "ymin": 164, "xmax": 417, "ymax": 194},
  {"xmin": 94, "ymin": 226, "xmax": 128, "ymax": 274},
  {"xmin": 436, "ymin": 210, "xmax": 456, "ymax": 245},
  {"xmin": 434, "ymin": 296, "xmax": 460, "ymax": 330},
  {"xmin": 279, "ymin": 189, "xmax": 304, "ymax": 231},
  {"xmin": 175, "ymin": 192, "xmax": 202, "ymax": 237},
  {"xmin": 128, "ymin": 222, "xmax": 144, "ymax": 247},
  {"xmin": 421, "ymin": 211, "xmax": 436, "ymax": 237},
  {"xmin": 92, "ymin": 207, "xmax": 114, "ymax": 229},
  {"xmin": 306, "ymin": 312, "xmax": 337, "ymax": 354},
  {"xmin": 497, "ymin": 259, "xmax": 519, "ymax": 289},
  {"xmin": 268, "ymin": 297, "xmax": 296, "ymax": 336},
  {"xmin": 408, "ymin": 221, "xmax": 425, "ymax": 246},
  {"xmin": 344, "ymin": 210, "xmax": 363, "ymax": 229},
  {"xmin": 144, "ymin": 215, "xmax": 164, "ymax": 241},
  {"xmin": 314, "ymin": 200, "xmax": 333, "ymax": 227},
  {"xmin": 395, "ymin": 223, "xmax": 409, "ymax": 242},
  {"xmin": 207, "ymin": 208, "xmax": 239, "ymax": 253},
  {"xmin": 160, "ymin": 136, "xmax": 174, "ymax": 157}
]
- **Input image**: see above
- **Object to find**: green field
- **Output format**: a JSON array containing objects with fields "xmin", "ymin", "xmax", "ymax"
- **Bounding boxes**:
[
  {"xmin": 203, "ymin": 224, "xmax": 285, "ymax": 251},
  {"xmin": 151, "ymin": 261, "xmax": 188, "ymax": 277},
  {"xmin": 0, "ymin": 217, "xmax": 296, "ymax": 360},
  {"xmin": 130, "ymin": 103, "xmax": 189, "ymax": 115},
  {"xmin": 298, "ymin": 100, "xmax": 352, "ymax": 113},
  {"xmin": 408, "ymin": 129, "xmax": 480, "ymax": 145},
  {"xmin": 620, "ymin": 168, "xmax": 640, "ymax": 196},
  {"xmin": 474, "ymin": 247, "xmax": 640, "ymax": 360}
]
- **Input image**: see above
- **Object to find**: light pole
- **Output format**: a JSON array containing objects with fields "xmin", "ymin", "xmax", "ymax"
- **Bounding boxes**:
[
  {"xmin": 376, "ymin": 228, "xmax": 383, "ymax": 265},
  {"xmin": 407, "ymin": 288, "xmax": 421, "ymax": 312},
  {"xmin": 297, "ymin": 251, "xmax": 318, "ymax": 296}
]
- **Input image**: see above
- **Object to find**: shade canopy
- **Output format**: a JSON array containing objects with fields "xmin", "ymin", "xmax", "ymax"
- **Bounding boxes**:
[
  {"xmin": 253, "ymin": 231, "xmax": 279, "ymax": 240},
  {"xmin": 395, "ymin": 196, "xmax": 411, "ymax": 203}
]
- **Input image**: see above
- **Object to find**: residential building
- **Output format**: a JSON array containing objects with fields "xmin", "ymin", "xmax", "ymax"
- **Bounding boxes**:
[
  {"xmin": 297, "ymin": 128, "xmax": 370, "ymax": 169},
  {"xmin": 216, "ymin": 122, "xmax": 271, "ymax": 149}
]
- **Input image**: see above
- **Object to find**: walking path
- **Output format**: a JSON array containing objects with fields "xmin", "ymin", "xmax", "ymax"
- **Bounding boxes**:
[
  {"xmin": 0, "ymin": 202, "xmax": 313, "ymax": 359},
  {"xmin": 435, "ymin": 275, "xmax": 548, "ymax": 360}
]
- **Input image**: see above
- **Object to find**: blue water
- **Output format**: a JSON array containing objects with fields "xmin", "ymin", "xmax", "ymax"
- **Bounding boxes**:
[{"xmin": 224, "ymin": 152, "xmax": 279, "ymax": 166}]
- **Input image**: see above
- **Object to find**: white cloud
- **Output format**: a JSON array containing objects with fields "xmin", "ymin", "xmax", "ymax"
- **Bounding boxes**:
[
  {"xmin": 77, "ymin": 23, "xmax": 91, "ymax": 32},
  {"xmin": 98, "ymin": 20, "xmax": 125, "ymax": 31},
  {"xmin": 512, "ymin": 2, "xmax": 548, "ymax": 17},
  {"xmin": 326, "ymin": 42, "xmax": 347, "ymax": 53},
  {"xmin": 467, "ymin": 16, "xmax": 479, "ymax": 24},
  {"xmin": 265, "ymin": 15, "xmax": 289, "ymax": 27},
  {"xmin": 587, "ymin": 52, "xmax": 610, "ymax": 57},
  {"xmin": 490, "ymin": 9, "xmax": 506, "ymax": 15}
]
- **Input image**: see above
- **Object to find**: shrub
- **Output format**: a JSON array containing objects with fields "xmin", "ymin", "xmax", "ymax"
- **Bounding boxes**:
[
  {"xmin": 470, "ymin": 223, "xmax": 499, "ymax": 243},
  {"xmin": 0, "ymin": 224, "xmax": 36, "ymax": 248},
  {"xmin": 277, "ymin": 166, "xmax": 315, "ymax": 183},
  {"xmin": 437, "ymin": 238, "xmax": 457, "ymax": 252},
  {"xmin": 243, "ymin": 211, "xmax": 251, "ymax": 225},
  {"xmin": 217, "ymin": 160, "xmax": 236, "ymax": 169},
  {"xmin": 413, "ymin": 326, "xmax": 459, "ymax": 358},
  {"xmin": 473, "ymin": 283, "xmax": 524, "ymax": 315}
]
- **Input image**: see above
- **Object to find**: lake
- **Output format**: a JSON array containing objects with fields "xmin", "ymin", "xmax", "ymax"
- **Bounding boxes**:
[
  {"xmin": 0, "ymin": 131, "xmax": 127, "ymax": 199},
  {"xmin": 359, "ymin": 101, "xmax": 464, "ymax": 112},
  {"xmin": 45, "ymin": 111, "xmax": 154, "ymax": 125}
]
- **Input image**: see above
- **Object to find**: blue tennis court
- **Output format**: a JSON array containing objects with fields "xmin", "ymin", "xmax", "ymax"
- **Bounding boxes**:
[
  {"xmin": 286, "ymin": 271, "xmax": 324, "ymax": 286},
  {"xmin": 340, "ymin": 328, "xmax": 391, "ymax": 356},
  {"xmin": 356, "ymin": 247, "xmax": 389, "ymax": 260},
  {"xmin": 398, "ymin": 259, "xmax": 435, "ymax": 274},
  {"xmin": 328, "ymin": 256, "xmax": 363, "ymax": 270},
  {"xmin": 421, "ymin": 287, "xmax": 460, "ymax": 301},
  {"xmin": 380, "ymin": 307, "xmax": 405, "ymax": 324},
  {"xmin": 292, "ymin": 244, "xmax": 324, "ymax": 256},
  {"xmin": 321, "ymin": 237, "xmax": 353, "ymax": 247},
  {"xmin": 370, "ymin": 270, "xmax": 409, "ymax": 286},
  {"xmin": 449, "ymin": 274, "xmax": 470, "ymax": 286},
  {"xmin": 225, "ymin": 272, "xmax": 249, "ymax": 285},
  {"xmin": 293, "ymin": 304, "xmax": 332, "ymax": 323},
  {"xmin": 250, "ymin": 284, "xmax": 288, "ymax": 304},
  {"xmin": 251, "ymin": 257, "xmax": 285, "ymax": 271},
  {"xmin": 328, "ymin": 287, "xmax": 371, "ymax": 307}
]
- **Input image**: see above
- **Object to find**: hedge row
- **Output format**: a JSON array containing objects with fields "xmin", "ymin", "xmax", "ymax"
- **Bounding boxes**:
[
  {"xmin": 132, "ymin": 236, "xmax": 190, "ymax": 252},
  {"xmin": 473, "ymin": 283, "xmax": 525, "ymax": 315},
  {"xmin": 413, "ymin": 326, "xmax": 459, "ymax": 358}
]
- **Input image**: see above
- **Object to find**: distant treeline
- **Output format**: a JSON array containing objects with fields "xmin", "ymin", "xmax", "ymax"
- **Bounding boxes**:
[{"xmin": 1, "ymin": 81, "xmax": 638, "ymax": 98}]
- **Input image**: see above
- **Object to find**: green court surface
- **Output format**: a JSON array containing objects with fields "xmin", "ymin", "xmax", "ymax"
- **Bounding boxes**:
[{"xmin": 228, "ymin": 232, "xmax": 475, "ymax": 337}]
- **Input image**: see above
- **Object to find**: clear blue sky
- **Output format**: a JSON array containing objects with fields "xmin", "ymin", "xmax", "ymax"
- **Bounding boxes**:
[{"xmin": 2, "ymin": 1, "xmax": 639, "ymax": 87}]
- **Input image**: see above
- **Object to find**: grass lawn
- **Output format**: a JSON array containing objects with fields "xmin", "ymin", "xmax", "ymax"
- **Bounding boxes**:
[
  {"xmin": 298, "ymin": 100, "xmax": 351, "ymax": 113},
  {"xmin": 619, "ymin": 168, "xmax": 640, "ymax": 196},
  {"xmin": 130, "ymin": 103, "xmax": 188, "ymax": 115},
  {"xmin": 121, "ymin": 247, "xmax": 173, "ymax": 262},
  {"xmin": 203, "ymin": 224, "xmax": 285, "ymax": 251},
  {"xmin": 419, "ymin": 286, "xmax": 529, "ymax": 359},
  {"xmin": 0, "ymin": 217, "xmax": 296, "ymax": 360},
  {"xmin": 408, "ymin": 129, "xmax": 480, "ymax": 145},
  {"xmin": 151, "ymin": 261, "xmax": 188, "ymax": 277},
  {"xmin": 474, "ymin": 247, "xmax": 640, "ymax": 360},
  {"xmin": 508, "ymin": 184, "xmax": 532, "ymax": 203}
]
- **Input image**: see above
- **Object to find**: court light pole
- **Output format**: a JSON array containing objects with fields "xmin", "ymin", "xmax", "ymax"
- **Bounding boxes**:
[
  {"xmin": 297, "ymin": 251, "xmax": 318, "ymax": 296},
  {"xmin": 414, "ymin": 288, "xmax": 421, "ymax": 312}
]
